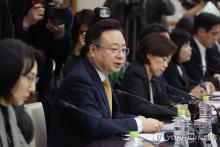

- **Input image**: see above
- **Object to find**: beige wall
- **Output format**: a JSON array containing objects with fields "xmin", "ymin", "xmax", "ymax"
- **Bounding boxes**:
[{"xmin": 77, "ymin": 0, "xmax": 106, "ymax": 11}]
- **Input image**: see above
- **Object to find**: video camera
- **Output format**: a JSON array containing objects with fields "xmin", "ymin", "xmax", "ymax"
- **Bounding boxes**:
[{"xmin": 93, "ymin": 7, "xmax": 111, "ymax": 23}]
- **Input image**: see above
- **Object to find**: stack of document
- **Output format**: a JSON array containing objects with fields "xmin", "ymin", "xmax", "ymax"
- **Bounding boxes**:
[{"xmin": 139, "ymin": 123, "xmax": 174, "ymax": 142}]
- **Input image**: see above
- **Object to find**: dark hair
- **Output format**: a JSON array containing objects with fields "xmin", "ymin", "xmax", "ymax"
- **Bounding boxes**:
[
  {"xmin": 0, "ymin": 39, "xmax": 40, "ymax": 102},
  {"xmin": 71, "ymin": 9, "xmax": 94, "ymax": 47},
  {"xmin": 84, "ymin": 19, "xmax": 122, "ymax": 53},
  {"xmin": 170, "ymin": 28, "xmax": 191, "ymax": 64},
  {"xmin": 176, "ymin": 17, "xmax": 194, "ymax": 35},
  {"xmin": 139, "ymin": 23, "xmax": 169, "ymax": 41},
  {"xmin": 193, "ymin": 13, "xmax": 220, "ymax": 34},
  {"xmin": 136, "ymin": 33, "xmax": 177, "ymax": 64}
]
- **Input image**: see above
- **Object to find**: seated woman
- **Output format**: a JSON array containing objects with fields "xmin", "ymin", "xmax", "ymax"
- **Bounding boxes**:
[
  {"xmin": 164, "ymin": 28, "xmax": 209, "ymax": 103},
  {"xmin": 120, "ymin": 33, "xmax": 178, "ymax": 119},
  {"xmin": 0, "ymin": 39, "xmax": 40, "ymax": 147}
]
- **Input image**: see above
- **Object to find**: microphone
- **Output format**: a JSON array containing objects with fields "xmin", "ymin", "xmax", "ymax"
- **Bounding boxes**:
[
  {"xmin": 59, "ymin": 100, "xmax": 158, "ymax": 147},
  {"xmin": 151, "ymin": 77, "xmax": 220, "ymax": 135},
  {"xmin": 114, "ymin": 90, "xmax": 201, "ymax": 144},
  {"xmin": 150, "ymin": 78, "xmax": 200, "ymax": 102},
  {"xmin": 115, "ymin": 89, "xmax": 177, "ymax": 116}
]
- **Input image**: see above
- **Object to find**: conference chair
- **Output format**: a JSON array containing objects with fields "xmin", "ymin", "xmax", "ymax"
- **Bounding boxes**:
[{"xmin": 24, "ymin": 102, "xmax": 47, "ymax": 147}]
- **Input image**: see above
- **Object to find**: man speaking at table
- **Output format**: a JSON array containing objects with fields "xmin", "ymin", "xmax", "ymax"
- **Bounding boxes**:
[{"xmin": 49, "ymin": 19, "xmax": 163, "ymax": 147}]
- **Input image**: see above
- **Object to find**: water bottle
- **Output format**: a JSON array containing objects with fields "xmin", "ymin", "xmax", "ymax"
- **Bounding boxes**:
[
  {"xmin": 199, "ymin": 95, "xmax": 212, "ymax": 135},
  {"xmin": 174, "ymin": 110, "xmax": 189, "ymax": 147},
  {"xmin": 124, "ymin": 131, "xmax": 143, "ymax": 147}
]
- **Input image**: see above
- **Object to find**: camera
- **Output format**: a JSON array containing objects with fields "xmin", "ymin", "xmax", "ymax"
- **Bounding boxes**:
[
  {"xmin": 93, "ymin": 7, "xmax": 111, "ymax": 23},
  {"xmin": 46, "ymin": 2, "xmax": 66, "ymax": 25}
]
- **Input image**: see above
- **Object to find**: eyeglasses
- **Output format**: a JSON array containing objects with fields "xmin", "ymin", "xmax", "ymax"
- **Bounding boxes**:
[
  {"xmin": 22, "ymin": 74, "xmax": 39, "ymax": 85},
  {"xmin": 94, "ymin": 44, "xmax": 129, "ymax": 56}
]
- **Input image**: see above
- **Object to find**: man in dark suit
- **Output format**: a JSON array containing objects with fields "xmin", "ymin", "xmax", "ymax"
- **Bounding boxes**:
[
  {"xmin": 183, "ymin": 13, "xmax": 220, "ymax": 91},
  {"xmin": 49, "ymin": 19, "xmax": 163, "ymax": 147}
]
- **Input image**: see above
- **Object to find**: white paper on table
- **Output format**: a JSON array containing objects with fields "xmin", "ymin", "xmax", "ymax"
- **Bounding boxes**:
[
  {"xmin": 139, "ymin": 132, "xmax": 166, "ymax": 142},
  {"xmin": 161, "ymin": 123, "xmax": 174, "ymax": 131},
  {"xmin": 210, "ymin": 91, "xmax": 220, "ymax": 100},
  {"xmin": 209, "ymin": 91, "xmax": 220, "ymax": 115}
]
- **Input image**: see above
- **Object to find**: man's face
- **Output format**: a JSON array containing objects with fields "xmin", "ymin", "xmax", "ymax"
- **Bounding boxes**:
[
  {"xmin": 199, "ymin": 24, "xmax": 220, "ymax": 48},
  {"xmin": 89, "ymin": 30, "xmax": 127, "ymax": 76}
]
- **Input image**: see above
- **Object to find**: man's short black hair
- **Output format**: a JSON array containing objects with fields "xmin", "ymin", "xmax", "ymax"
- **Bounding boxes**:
[
  {"xmin": 194, "ymin": 13, "xmax": 220, "ymax": 34},
  {"xmin": 84, "ymin": 19, "xmax": 123, "ymax": 54}
]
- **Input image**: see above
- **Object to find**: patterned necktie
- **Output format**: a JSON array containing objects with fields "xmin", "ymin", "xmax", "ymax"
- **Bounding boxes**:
[{"xmin": 103, "ymin": 79, "xmax": 112, "ymax": 114}]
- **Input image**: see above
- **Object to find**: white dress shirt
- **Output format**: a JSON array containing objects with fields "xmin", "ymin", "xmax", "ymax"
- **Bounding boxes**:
[{"xmin": 194, "ymin": 37, "xmax": 207, "ymax": 76}]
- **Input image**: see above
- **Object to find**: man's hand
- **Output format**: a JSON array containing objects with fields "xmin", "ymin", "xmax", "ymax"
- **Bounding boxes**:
[
  {"xmin": 190, "ymin": 85, "xmax": 206, "ymax": 98},
  {"xmin": 137, "ymin": 116, "xmax": 163, "ymax": 133},
  {"xmin": 23, "ymin": 4, "xmax": 45, "ymax": 30},
  {"xmin": 47, "ymin": 21, "xmax": 65, "ymax": 39}
]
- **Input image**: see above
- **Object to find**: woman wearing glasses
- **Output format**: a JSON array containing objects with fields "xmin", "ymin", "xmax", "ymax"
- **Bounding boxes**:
[
  {"xmin": 0, "ymin": 39, "xmax": 41, "ymax": 147},
  {"xmin": 120, "ymin": 33, "xmax": 179, "ymax": 119}
]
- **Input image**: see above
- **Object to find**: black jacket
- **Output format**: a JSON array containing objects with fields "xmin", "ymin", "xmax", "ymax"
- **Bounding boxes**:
[
  {"xmin": 0, "ymin": 0, "xmax": 14, "ymax": 39},
  {"xmin": 183, "ymin": 39, "xmax": 220, "ymax": 89},
  {"xmin": 120, "ymin": 60, "xmax": 177, "ymax": 119},
  {"xmin": 164, "ymin": 62, "xmax": 193, "ymax": 103}
]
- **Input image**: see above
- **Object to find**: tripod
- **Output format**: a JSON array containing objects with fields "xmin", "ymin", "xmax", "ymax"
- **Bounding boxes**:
[{"xmin": 124, "ymin": 0, "xmax": 147, "ymax": 62}]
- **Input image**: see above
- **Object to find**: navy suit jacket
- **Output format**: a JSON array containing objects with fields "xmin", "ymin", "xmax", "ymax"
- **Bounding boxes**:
[
  {"xmin": 49, "ymin": 58, "xmax": 137, "ymax": 147},
  {"xmin": 183, "ymin": 39, "xmax": 220, "ymax": 89}
]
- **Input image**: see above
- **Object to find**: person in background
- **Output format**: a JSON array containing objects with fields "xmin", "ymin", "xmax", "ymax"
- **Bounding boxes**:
[
  {"xmin": 120, "ymin": 33, "xmax": 179, "ymax": 120},
  {"xmin": 49, "ymin": 19, "xmax": 163, "ymax": 147},
  {"xmin": 183, "ymin": 13, "xmax": 219, "ymax": 91},
  {"xmin": 183, "ymin": 0, "xmax": 220, "ymax": 17},
  {"xmin": 0, "ymin": 39, "xmax": 41, "ymax": 147},
  {"xmin": 0, "ymin": 0, "xmax": 14, "ymax": 39},
  {"xmin": 109, "ymin": 23, "xmax": 171, "ymax": 89},
  {"xmin": 164, "ymin": 28, "xmax": 207, "ymax": 103},
  {"xmin": 7, "ymin": 0, "xmax": 73, "ymax": 100},
  {"xmin": 63, "ymin": 9, "xmax": 94, "ymax": 75},
  {"xmin": 176, "ymin": 16, "xmax": 194, "ymax": 36}
]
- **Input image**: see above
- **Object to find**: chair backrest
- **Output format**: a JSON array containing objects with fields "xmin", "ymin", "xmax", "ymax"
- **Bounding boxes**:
[{"xmin": 24, "ymin": 102, "xmax": 47, "ymax": 147}]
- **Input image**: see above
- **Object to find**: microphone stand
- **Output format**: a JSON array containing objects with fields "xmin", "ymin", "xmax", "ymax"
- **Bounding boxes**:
[
  {"xmin": 152, "ymin": 77, "xmax": 220, "ymax": 138},
  {"xmin": 59, "ymin": 100, "xmax": 158, "ymax": 147},
  {"xmin": 115, "ymin": 89, "xmax": 202, "ymax": 145},
  {"xmin": 115, "ymin": 89, "xmax": 177, "ymax": 116}
]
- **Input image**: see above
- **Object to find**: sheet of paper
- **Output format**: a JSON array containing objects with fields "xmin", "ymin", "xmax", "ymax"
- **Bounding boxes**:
[
  {"xmin": 139, "ymin": 132, "xmax": 166, "ymax": 142},
  {"xmin": 161, "ymin": 123, "xmax": 174, "ymax": 131}
]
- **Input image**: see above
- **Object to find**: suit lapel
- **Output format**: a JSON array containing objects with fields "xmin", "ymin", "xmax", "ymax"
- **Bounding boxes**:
[{"xmin": 82, "ymin": 58, "xmax": 111, "ymax": 117}]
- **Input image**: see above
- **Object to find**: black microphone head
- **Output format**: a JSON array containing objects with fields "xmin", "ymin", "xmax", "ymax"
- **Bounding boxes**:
[{"xmin": 114, "ymin": 89, "xmax": 123, "ymax": 95}]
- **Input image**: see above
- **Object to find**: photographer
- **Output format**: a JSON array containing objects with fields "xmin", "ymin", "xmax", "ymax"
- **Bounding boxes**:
[
  {"xmin": 13, "ymin": 0, "xmax": 73, "ymax": 100},
  {"xmin": 183, "ymin": 0, "xmax": 220, "ymax": 17}
]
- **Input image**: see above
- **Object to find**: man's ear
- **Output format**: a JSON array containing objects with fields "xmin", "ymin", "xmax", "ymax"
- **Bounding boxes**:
[
  {"xmin": 146, "ymin": 54, "xmax": 152, "ymax": 60},
  {"xmin": 88, "ymin": 44, "xmax": 96, "ymax": 58}
]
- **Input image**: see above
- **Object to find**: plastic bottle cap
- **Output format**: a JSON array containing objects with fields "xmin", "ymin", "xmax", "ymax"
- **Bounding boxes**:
[
  {"xmin": 129, "ymin": 131, "xmax": 139, "ymax": 137},
  {"xmin": 202, "ymin": 95, "xmax": 209, "ymax": 101},
  {"xmin": 178, "ymin": 109, "xmax": 186, "ymax": 116}
]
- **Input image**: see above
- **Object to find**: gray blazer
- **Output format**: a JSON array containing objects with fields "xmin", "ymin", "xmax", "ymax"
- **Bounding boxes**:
[{"xmin": 0, "ymin": 105, "xmax": 28, "ymax": 147}]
